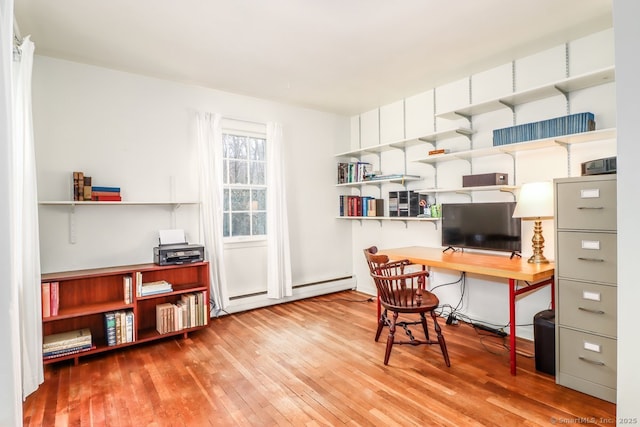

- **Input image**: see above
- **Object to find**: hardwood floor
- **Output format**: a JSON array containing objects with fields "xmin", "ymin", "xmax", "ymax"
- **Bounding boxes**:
[{"xmin": 23, "ymin": 290, "xmax": 616, "ymax": 426}]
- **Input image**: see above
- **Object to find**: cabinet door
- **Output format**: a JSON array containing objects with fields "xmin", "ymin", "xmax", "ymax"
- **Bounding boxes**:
[{"xmin": 558, "ymin": 327, "xmax": 617, "ymax": 389}]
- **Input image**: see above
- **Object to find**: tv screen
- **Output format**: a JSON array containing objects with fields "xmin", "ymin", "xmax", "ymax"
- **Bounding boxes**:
[{"xmin": 441, "ymin": 202, "xmax": 521, "ymax": 253}]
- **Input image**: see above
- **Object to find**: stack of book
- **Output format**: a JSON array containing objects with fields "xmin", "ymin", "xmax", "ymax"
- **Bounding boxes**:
[
  {"xmin": 140, "ymin": 280, "xmax": 173, "ymax": 297},
  {"xmin": 155, "ymin": 291, "xmax": 207, "ymax": 335},
  {"xmin": 91, "ymin": 186, "xmax": 121, "ymax": 202},
  {"xmin": 104, "ymin": 311, "xmax": 135, "ymax": 346},
  {"xmin": 41, "ymin": 281, "xmax": 59, "ymax": 318},
  {"xmin": 43, "ymin": 328, "xmax": 94, "ymax": 359},
  {"xmin": 493, "ymin": 112, "xmax": 595, "ymax": 146}
]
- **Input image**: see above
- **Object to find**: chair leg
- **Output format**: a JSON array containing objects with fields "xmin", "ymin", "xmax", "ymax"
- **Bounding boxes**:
[
  {"xmin": 430, "ymin": 311, "xmax": 451, "ymax": 367},
  {"xmin": 420, "ymin": 312, "xmax": 430, "ymax": 341},
  {"xmin": 384, "ymin": 311, "xmax": 398, "ymax": 365},
  {"xmin": 375, "ymin": 309, "xmax": 387, "ymax": 342}
]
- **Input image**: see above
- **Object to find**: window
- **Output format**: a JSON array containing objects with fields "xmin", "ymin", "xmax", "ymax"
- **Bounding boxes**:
[{"xmin": 222, "ymin": 132, "xmax": 267, "ymax": 239}]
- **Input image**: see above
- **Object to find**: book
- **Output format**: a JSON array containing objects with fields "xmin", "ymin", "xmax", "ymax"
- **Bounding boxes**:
[
  {"xmin": 123, "ymin": 275, "xmax": 132, "ymax": 304},
  {"xmin": 92, "ymin": 195, "xmax": 122, "ymax": 202},
  {"xmin": 83, "ymin": 176, "xmax": 92, "ymax": 200},
  {"xmin": 428, "ymin": 148, "xmax": 448, "ymax": 155},
  {"xmin": 43, "ymin": 341, "xmax": 93, "ymax": 355},
  {"xmin": 73, "ymin": 172, "xmax": 79, "ymax": 201},
  {"xmin": 43, "ymin": 328, "xmax": 92, "ymax": 349},
  {"xmin": 90, "ymin": 191, "xmax": 121, "ymax": 197},
  {"xmin": 115, "ymin": 311, "xmax": 122, "ymax": 344},
  {"xmin": 77, "ymin": 172, "xmax": 84, "ymax": 201},
  {"xmin": 42, "ymin": 282, "xmax": 51, "ymax": 318},
  {"xmin": 43, "ymin": 345, "xmax": 95, "ymax": 360},
  {"xmin": 50, "ymin": 282, "xmax": 59, "ymax": 316},
  {"xmin": 104, "ymin": 312, "xmax": 117, "ymax": 346},
  {"xmin": 91, "ymin": 186, "xmax": 121, "ymax": 193},
  {"xmin": 125, "ymin": 311, "xmax": 134, "ymax": 342}
]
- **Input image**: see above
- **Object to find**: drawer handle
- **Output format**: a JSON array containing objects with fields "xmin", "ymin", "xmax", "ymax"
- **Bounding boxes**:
[
  {"xmin": 578, "ymin": 356, "xmax": 605, "ymax": 366},
  {"xmin": 577, "ymin": 257, "xmax": 605, "ymax": 262},
  {"xmin": 578, "ymin": 307, "xmax": 605, "ymax": 315},
  {"xmin": 577, "ymin": 206, "xmax": 604, "ymax": 210}
]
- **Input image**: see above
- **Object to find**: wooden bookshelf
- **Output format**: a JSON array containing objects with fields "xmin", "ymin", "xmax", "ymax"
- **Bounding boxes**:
[{"xmin": 41, "ymin": 262, "xmax": 210, "ymax": 365}]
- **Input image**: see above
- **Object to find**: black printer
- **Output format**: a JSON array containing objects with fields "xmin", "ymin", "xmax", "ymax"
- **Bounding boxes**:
[{"xmin": 153, "ymin": 243, "xmax": 204, "ymax": 266}]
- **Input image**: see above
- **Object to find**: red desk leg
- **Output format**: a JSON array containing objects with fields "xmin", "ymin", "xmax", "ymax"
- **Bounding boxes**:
[
  {"xmin": 509, "ymin": 278, "xmax": 517, "ymax": 375},
  {"xmin": 509, "ymin": 276, "xmax": 555, "ymax": 375}
]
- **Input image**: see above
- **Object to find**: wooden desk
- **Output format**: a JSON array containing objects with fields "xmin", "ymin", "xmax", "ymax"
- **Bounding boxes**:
[{"xmin": 378, "ymin": 246, "xmax": 555, "ymax": 375}]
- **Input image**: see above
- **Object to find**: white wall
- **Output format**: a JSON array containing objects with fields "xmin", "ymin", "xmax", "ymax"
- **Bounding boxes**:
[
  {"xmin": 32, "ymin": 56, "xmax": 354, "ymax": 307},
  {"xmin": 346, "ymin": 28, "xmax": 617, "ymax": 340},
  {"xmin": 613, "ymin": 0, "xmax": 640, "ymax": 416}
]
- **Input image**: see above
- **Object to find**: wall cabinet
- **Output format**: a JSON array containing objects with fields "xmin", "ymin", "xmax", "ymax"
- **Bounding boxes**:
[
  {"xmin": 554, "ymin": 174, "xmax": 617, "ymax": 403},
  {"xmin": 41, "ymin": 262, "xmax": 209, "ymax": 365}
]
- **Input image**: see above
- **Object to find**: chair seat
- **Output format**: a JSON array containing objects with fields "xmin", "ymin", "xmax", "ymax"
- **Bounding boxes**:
[{"xmin": 380, "ymin": 291, "xmax": 439, "ymax": 314}]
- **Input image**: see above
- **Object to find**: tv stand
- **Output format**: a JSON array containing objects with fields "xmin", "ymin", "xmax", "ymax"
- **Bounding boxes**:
[
  {"xmin": 442, "ymin": 246, "xmax": 461, "ymax": 253},
  {"xmin": 510, "ymin": 251, "xmax": 521, "ymax": 259}
]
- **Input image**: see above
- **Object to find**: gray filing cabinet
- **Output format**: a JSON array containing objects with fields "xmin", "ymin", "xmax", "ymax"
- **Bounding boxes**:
[{"xmin": 554, "ymin": 174, "xmax": 617, "ymax": 403}]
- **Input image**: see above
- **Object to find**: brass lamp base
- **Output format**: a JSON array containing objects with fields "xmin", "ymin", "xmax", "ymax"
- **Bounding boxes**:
[{"xmin": 528, "ymin": 219, "xmax": 549, "ymax": 264}]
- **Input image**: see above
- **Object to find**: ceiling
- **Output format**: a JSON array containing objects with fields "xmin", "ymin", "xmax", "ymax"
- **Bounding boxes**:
[{"xmin": 14, "ymin": 0, "xmax": 613, "ymax": 116}]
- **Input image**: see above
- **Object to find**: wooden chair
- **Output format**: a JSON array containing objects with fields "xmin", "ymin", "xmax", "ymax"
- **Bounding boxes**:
[{"xmin": 364, "ymin": 248, "xmax": 450, "ymax": 367}]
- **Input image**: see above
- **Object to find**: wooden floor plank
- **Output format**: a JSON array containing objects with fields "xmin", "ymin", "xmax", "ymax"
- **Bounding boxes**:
[{"xmin": 24, "ymin": 290, "xmax": 616, "ymax": 426}]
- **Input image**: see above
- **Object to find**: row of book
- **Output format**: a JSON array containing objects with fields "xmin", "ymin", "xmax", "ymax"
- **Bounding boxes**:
[
  {"xmin": 134, "ymin": 271, "xmax": 173, "ymax": 297},
  {"xmin": 156, "ymin": 291, "xmax": 207, "ymax": 335},
  {"xmin": 72, "ymin": 171, "xmax": 122, "ymax": 201},
  {"xmin": 104, "ymin": 311, "xmax": 135, "ymax": 346},
  {"xmin": 337, "ymin": 162, "xmax": 373, "ymax": 184},
  {"xmin": 41, "ymin": 281, "xmax": 60, "ymax": 318},
  {"xmin": 492, "ymin": 112, "xmax": 595, "ymax": 146},
  {"xmin": 43, "ymin": 328, "xmax": 94, "ymax": 360},
  {"xmin": 339, "ymin": 195, "xmax": 385, "ymax": 217}
]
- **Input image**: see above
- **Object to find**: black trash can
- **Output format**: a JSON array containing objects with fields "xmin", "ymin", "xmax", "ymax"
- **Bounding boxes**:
[{"xmin": 533, "ymin": 309, "xmax": 555, "ymax": 375}]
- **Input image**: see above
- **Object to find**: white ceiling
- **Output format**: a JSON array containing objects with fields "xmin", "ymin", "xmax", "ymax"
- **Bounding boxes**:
[{"xmin": 14, "ymin": 0, "xmax": 613, "ymax": 116}]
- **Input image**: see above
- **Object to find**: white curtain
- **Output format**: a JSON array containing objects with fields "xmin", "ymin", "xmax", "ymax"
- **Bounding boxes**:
[
  {"xmin": 266, "ymin": 122, "xmax": 292, "ymax": 299},
  {"xmin": 12, "ymin": 35, "xmax": 43, "ymax": 400},
  {"xmin": 196, "ymin": 112, "xmax": 229, "ymax": 314},
  {"xmin": 1, "ymin": 1, "xmax": 24, "ymax": 423}
]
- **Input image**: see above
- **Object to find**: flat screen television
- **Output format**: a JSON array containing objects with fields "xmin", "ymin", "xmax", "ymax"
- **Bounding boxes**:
[{"xmin": 441, "ymin": 202, "xmax": 521, "ymax": 253}]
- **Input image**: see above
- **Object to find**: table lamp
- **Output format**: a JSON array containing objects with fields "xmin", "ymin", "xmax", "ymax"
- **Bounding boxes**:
[{"xmin": 512, "ymin": 181, "xmax": 554, "ymax": 264}]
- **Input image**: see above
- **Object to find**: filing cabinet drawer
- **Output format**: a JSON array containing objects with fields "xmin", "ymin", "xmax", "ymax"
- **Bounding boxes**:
[
  {"xmin": 555, "ymin": 179, "xmax": 616, "ymax": 231},
  {"xmin": 557, "ymin": 279, "xmax": 617, "ymax": 336},
  {"xmin": 557, "ymin": 231, "xmax": 617, "ymax": 283},
  {"xmin": 558, "ymin": 327, "xmax": 617, "ymax": 389}
]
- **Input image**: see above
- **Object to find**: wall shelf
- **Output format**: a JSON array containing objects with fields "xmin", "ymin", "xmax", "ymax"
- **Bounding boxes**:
[
  {"xmin": 413, "ymin": 128, "xmax": 616, "ymax": 164},
  {"xmin": 436, "ymin": 66, "xmax": 615, "ymax": 120},
  {"xmin": 335, "ymin": 126, "xmax": 474, "ymax": 158}
]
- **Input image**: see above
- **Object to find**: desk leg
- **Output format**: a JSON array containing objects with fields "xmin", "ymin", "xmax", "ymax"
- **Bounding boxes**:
[{"xmin": 509, "ymin": 278, "xmax": 517, "ymax": 376}]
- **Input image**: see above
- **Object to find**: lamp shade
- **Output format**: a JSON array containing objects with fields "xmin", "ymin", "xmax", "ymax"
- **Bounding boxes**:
[{"xmin": 512, "ymin": 181, "xmax": 554, "ymax": 219}]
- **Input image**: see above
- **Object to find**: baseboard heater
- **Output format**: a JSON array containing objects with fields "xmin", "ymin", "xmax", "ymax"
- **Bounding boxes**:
[{"xmin": 229, "ymin": 275, "xmax": 354, "ymax": 301}]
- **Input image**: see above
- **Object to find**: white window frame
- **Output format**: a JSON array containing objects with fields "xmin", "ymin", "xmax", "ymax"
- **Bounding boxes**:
[{"xmin": 221, "ymin": 120, "xmax": 268, "ymax": 243}]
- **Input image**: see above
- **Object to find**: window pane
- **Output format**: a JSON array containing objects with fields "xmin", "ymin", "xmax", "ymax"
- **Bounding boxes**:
[
  {"xmin": 250, "ymin": 161, "xmax": 265, "ymax": 185},
  {"xmin": 223, "ymin": 189, "xmax": 229, "ymax": 211},
  {"xmin": 231, "ymin": 189, "xmax": 250, "ymax": 210},
  {"xmin": 223, "ymin": 212, "xmax": 230, "ymax": 237},
  {"xmin": 252, "ymin": 212, "xmax": 266, "ymax": 235},
  {"xmin": 232, "ymin": 213, "xmax": 250, "ymax": 236},
  {"xmin": 223, "ymin": 159, "xmax": 229, "ymax": 184},
  {"xmin": 227, "ymin": 136, "xmax": 247, "ymax": 159},
  {"xmin": 252, "ymin": 189, "xmax": 266, "ymax": 210},
  {"xmin": 250, "ymin": 138, "xmax": 265, "ymax": 161},
  {"xmin": 229, "ymin": 160, "xmax": 247, "ymax": 184}
]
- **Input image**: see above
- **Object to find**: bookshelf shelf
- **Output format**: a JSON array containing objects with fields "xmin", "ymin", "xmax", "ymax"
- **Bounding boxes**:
[
  {"xmin": 41, "ymin": 262, "xmax": 209, "ymax": 365},
  {"xmin": 336, "ymin": 175, "xmax": 422, "ymax": 187},
  {"xmin": 415, "ymin": 185, "xmax": 518, "ymax": 195}
]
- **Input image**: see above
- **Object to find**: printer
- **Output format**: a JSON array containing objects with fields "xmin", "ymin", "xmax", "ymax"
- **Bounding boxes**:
[{"xmin": 153, "ymin": 229, "xmax": 204, "ymax": 266}]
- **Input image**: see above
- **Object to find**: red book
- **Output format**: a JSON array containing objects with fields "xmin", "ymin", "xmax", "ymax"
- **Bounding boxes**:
[
  {"xmin": 91, "ymin": 191, "xmax": 121, "ymax": 197},
  {"xmin": 50, "ymin": 282, "xmax": 59, "ymax": 316},
  {"xmin": 93, "ymin": 195, "xmax": 122, "ymax": 202}
]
